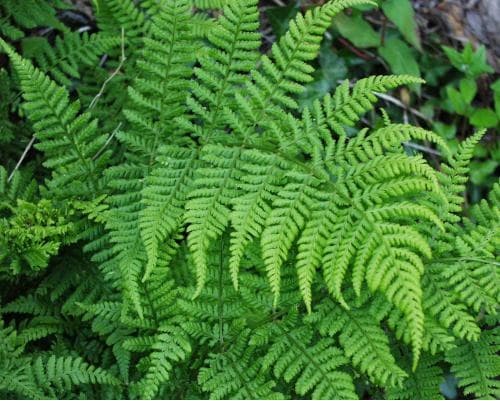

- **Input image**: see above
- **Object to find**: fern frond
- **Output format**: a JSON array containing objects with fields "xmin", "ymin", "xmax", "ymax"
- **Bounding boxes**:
[
  {"xmin": 93, "ymin": 0, "xmax": 148, "ymax": 46},
  {"xmin": 140, "ymin": 147, "xmax": 198, "ymax": 281},
  {"xmin": 31, "ymin": 355, "xmax": 120, "ymax": 397},
  {"xmin": 122, "ymin": 0, "xmax": 196, "ymax": 155},
  {"xmin": 16, "ymin": 316, "xmax": 63, "ymax": 344},
  {"xmin": 24, "ymin": 32, "xmax": 120, "ymax": 86},
  {"xmin": 321, "ymin": 75, "xmax": 424, "ymax": 135},
  {"xmin": 198, "ymin": 330, "xmax": 282, "ymax": 400},
  {"xmin": 261, "ymin": 173, "xmax": 321, "ymax": 305},
  {"xmin": 430, "ymin": 178, "xmax": 499, "ymax": 316},
  {"xmin": 105, "ymin": 0, "xmax": 199, "ymax": 317},
  {"xmin": 185, "ymin": 145, "xmax": 242, "ymax": 296},
  {"xmin": 125, "ymin": 326, "xmax": 191, "ymax": 399},
  {"xmin": 422, "ymin": 265, "xmax": 480, "ymax": 341},
  {"xmin": 0, "ymin": 166, "xmax": 37, "ymax": 204},
  {"xmin": 182, "ymin": 0, "xmax": 260, "ymax": 142},
  {"xmin": 0, "ymin": 0, "xmax": 66, "ymax": 39},
  {"xmin": 104, "ymin": 163, "xmax": 148, "ymax": 317},
  {"xmin": 446, "ymin": 328, "xmax": 500, "ymax": 399},
  {"xmin": 310, "ymin": 299, "xmax": 407, "ymax": 387},
  {"xmin": 229, "ymin": 151, "xmax": 287, "ymax": 289},
  {"xmin": 439, "ymin": 130, "xmax": 486, "ymax": 217},
  {"xmin": 386, "ymin": 354, "xmax": 444, "ymax": 400},
  {"xmin": 255, "ymin": 310, "xmax": 357, "ymax": 399},
  {"xmin": 228, "ymin": 0, "xmax": 376, "ymax": 139},
  {"xmin": 0, "ymin": 41, "xmax": 109, "ymax": 197},
  {"xmin": 0, "ymin": 352, "xmax": 120, "ymax": 399},
  {"xmin": 191, "ymin": 0, "xmax": 230, "ymax": 9}
]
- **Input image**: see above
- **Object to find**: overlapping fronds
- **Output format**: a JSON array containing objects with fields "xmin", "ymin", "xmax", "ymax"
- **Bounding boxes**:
[
  {"xmin": 2, "ymin": 0, "xmax": 499, "ymax": 399},
  {"xmin": 0, "ymin": 39, "xmax": 110, "ymax": 198}
]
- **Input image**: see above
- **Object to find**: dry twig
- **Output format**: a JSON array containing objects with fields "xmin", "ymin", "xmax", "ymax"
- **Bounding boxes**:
[
  {"xmin": 88, "ymin": 28, "xmax": 126, "ymax": 110},
  {"xmin": 7, "ymin": 136, "xmax": 36, "ymax": 182}
]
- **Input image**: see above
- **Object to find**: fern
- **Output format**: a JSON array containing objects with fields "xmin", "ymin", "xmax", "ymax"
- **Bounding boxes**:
[
  {"xmin": 93, "ymin": 0, "xmax": 148, "ymax": 47},
  {"xmin": 198, "ymin": 329, "xmax": 283, "ymax": 400},
  {"xmin": 22, "ymin": 32, "xmax": 120, "ymax": 86},
  {"xmin": 0, "ymin": 0, "xmax": 67, "ymax": 40},
  {"xmin": 323, "ymin": 75, "xmax": 426, "ymax": 135},
  {"xmin": 258, "ymin": 310, "xmax": 357, "ymax": 399},
  {"xmin": 103, "ymin": 0, "xmax": 197, "ymax": 316},
  {"xmin": 309, "ymin": 297, "xmax": 407, "ymax": 387},
  {"xmin": 0, "ymin": 323, "xmax": 119, "ymax": 399},
  {"xmin": 386, "ymin": 354, "xmax": 444, "ymax": 400},
  {"xmin": 0, "ymin": 40, "xmax": 111, "ymax": 198},
  {"xmin": 446, "ymin": 328, "xmax": 500, "ymax": 399},
  {"xmin": 1, "ymin": 0, "xmax": 499, "ymax": 399}
]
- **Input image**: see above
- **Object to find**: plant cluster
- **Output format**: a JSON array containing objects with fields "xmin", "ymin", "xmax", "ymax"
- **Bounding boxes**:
[{"xmin": 0, "ymin": 0, "xmax": 498, "ymax": 399}]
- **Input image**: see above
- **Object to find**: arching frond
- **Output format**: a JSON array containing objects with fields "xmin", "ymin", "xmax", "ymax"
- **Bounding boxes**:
[{"xmin": 0, "ymin": 39, "xmax": 110, "ymax": 198}]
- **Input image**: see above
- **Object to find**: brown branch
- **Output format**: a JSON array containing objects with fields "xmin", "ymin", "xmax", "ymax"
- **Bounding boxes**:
[{"xmin": 337, "ymin": 37, "xmax": 376, "ymax": 61}]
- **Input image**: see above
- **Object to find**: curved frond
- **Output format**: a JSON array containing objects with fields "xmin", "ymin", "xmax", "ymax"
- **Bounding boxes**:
[{"xmin": 0, "ymin": 40, "xmax": 109, "ymax": 197}]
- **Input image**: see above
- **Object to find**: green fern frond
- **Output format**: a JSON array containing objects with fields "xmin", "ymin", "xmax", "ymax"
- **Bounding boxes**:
[
  {"xmin": 93, "ymin": 0, "xmax": 148, "ymax": 46},
  {"xmin": 440, "ymin": 130, "xmax": 486, "ymax": 217},
  {"xmin": 0, "ymin": 166, "xmax": 37, "ymax": 205},
  {"xmin": 0, "ymin": 16, "xmax": 23, "ymax": 41},
  {"xmin": 29, "ymin": 355, "xmax": 120, "ymax": 397},
  {"xmin": 429, "ymin": 178, "xmax": 499, "ymax": 316},
  {"xmin": 23, "ymin": 32, "xmax": 120, "ymax": 86},
  {"xmin": 191, "ymin": 0, "xmax": 230, "ymax": 9},
  {"xmin": 1, "ymin": 351, "xmax": 120, "ymax": 399},
  {"xmin": 105, "ymin": 0, "xmax": 199, "ymax": 317},
  {"xmin": 229, "ymin": 151, "xmax": 288, "ymax": 289},
  {"xmin": 0, "ymin": 0, "xmax": 66, "ymax": 39},
  {"xmin": 182, "ymin": 0, "xmax": 260, "ymax": 142},
  {"xmin": 310, "ymin": 299, "xmax": 407, "ymax": 387},
  {"xmin": 185, "ymin": 145, "xmax": 242, "ymax": 296},
  {"xmin": 227, "ymin": 0, "xmax": 376, "ymax": 139},
  {"xmin": 322, "ymin": 75, "xmax": 425, "ymax": 135},
  {"xmin": 261, "ymin": 173, "xmax": 321, "ymax": 305},
  {"xmin": 198, "ymin": 330, "xmax": 282, "ymax": 400},
  {"xmin": 422, "ymin": 265, "xmax": 481, "ymax": 341},
  {"xmin": 256, "ymin": 311, "xmax": 357, "ymax": 399},
  {"xmin": 386, "ymin": 354, "xmax": 444, "ymax": 400},
  {"xmin": 446, "ymin": 327, "xmax": 500, "ymax": 399},
  {"xmin": 104, "ymin": 163, "xmax": 148, "ymax": 318},
  {"xmin": 125, "ymin": 326, "xmax": 191, "ymax": 399},
  {"xmin": 0, "ymin": 40, "xmax": 109, "ymax": 198},
  {"xmin": 140, "ymin": 147, "xmax": 198, "ymax": 281},
  {"xmin": 122, "ymin": 0, "xmax": 196, "ymax": 155},
  {"xmin": 16, "ymin": 316, "xmax": 63, "ymax": 344}
]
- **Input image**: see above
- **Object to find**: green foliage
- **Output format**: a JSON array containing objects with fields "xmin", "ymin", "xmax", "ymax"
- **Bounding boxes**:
[
  {"xmin": 0, "ymin": 0, "xmax": 499, "ymax": 399},
  {"xmin": 0, "ymin": 322, "xmax": 120, "ymax": 399},
  {"xmin": 385, "ymin": 354, "xmax": 444, "ymax": 400},
  {"xmin": 443, "ymin": 43, "xmax": 494, "ymax": 78},
  {"xmin": 22, "ymin": 32, "xmax": 120, "ymax": 86},
  {"xmin": 0, "ymin": 197, "xmax": 73, "ymax": 276},
  {"xmin": 381, "ymin": 0, "xmax": 421, "ymax": 50},
  {"xmin": 323, "ymin": 0, "xmax": 498, "ymax": 190},
  {"xmin": 446, "ymin": 328, "xmax": 500, "ymax": 399},
  {"xmin": 0, "ymin": 0, "xmax": 67, "ymax": 40}
]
